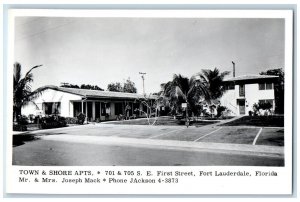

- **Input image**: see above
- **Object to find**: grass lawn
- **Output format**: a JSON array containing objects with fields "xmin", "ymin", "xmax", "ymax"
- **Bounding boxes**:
[
  {"xmin": 256, "ymin": 128, "xmax": 284, "ymax": 146},
  {"xmin": 221, "ymin": 115, "xmax": 284, "ymax": 127},
  {"xmin": 106, "ymin": 116, "xmax": 219, "ymax": 127},
  {"xmin": 200, "ymin": 128, "xmax": 259, "ymax": 145}
]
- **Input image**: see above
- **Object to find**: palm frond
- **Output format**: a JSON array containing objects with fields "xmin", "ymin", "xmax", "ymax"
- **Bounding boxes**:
[
  {"xmin": 197, "ymin": 68, "xmax": 230, "ymax": 100},
  {"xmin": 27, "ymin": 85, "xmax": 56, "ymax": 101},
  {"xmin": 24, "ymin": 64, "xmax": 43, "ymax": 78},
  {"xmin": 13, "ymin": 63, "xmax": 44, "ymax": 120}
]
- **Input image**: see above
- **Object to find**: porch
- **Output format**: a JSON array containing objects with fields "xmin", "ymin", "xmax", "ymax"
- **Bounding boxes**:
[{"xmin": 71, "ymin": 99, "xmax": 147, "ymax": 122}]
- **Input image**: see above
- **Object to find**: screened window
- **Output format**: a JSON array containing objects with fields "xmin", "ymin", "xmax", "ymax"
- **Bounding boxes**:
[
  {"xmin": 266, "ymin": 83, "xmax": 273, "ymax": 90},
  {"xmin": 259, "ymin": 83, "xmax": 273, "ymax": 90},
  {"xmin": 259, "ymin": 99, "xmax": 274, "ymax": 107},
  {"xmin": 224, "ymin": 83, "xmax": 235, "ymax": 90},
  {"xmin": 228, "ymin": 83, "xmax": 235, "ymax": 90},
  {"xmin": 239, "ymin": 85, "xmax": 245, "ymax": 97},
  {"xmin": 142, "ymin": 103, "xmax": 148, "ymax": 113},
  {"xmin": 259, "ymin": 83, "xmax": 265, "ymax": 90},
  {"xmin": 73, "ymin": 102, "xmax": 82, "ymax": 117},
  {"xmin": 101, "ymin": 102, "xmax": 106, "ymax": 116},
  {"xmin": 43, "ymin": 102, "xmax": 61, "ymax": 115}
]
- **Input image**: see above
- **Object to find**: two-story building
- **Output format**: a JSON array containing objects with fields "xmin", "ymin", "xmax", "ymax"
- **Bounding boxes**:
[{"xmin": 220, "ymin": 75, "xmax": 279, "ymax": 116}]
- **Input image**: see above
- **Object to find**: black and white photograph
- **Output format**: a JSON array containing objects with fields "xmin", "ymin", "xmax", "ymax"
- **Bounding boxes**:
[{"xmin": 5, "ymin": 9, "xmax": 294, "ymax": 195}]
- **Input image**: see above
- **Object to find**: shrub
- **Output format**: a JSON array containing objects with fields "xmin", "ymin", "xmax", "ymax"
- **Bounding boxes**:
[
  {"xmin": 13, "ymin": 124, "xmax": 27, "ymax": 131},
  {"xmin": 28, "ymin": 114, "xmax": 35, "ymax": 123},
  {"xmin": 39, "ymin": 115, "xmax": 67, "ymax": 129},
  {"xmin": 65, "ymin": 117, "xmax": 78, "ymax": 124},
  {"xmin": 259, "ymin": 102, "xmax": 273, "ymax": 110},
  {"xmin": 253, "ymin": 102, "xmax": 273, "ymax": 115},
  {"xmin": 17, "ymin": 115, "xmax": 29, "ymax": 125},
  {"xmin": 77, "ymin": 113, "xmax": 86, "ymax": 125},
  {"xmin": 217, "ymin": 106, "xmax": 227, "ymax": 117}
]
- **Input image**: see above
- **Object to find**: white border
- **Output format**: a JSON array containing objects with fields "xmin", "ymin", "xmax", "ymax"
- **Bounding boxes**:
[{"xmin": 5, "ymin": 9, "xmax": 293, "ymax": 195}]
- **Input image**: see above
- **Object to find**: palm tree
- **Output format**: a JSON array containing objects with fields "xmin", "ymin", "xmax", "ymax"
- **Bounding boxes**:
[
  {"xmin": 199, "ymin": 68, "xmax": 230, "ymax": 117},
  {"xmin": 13, "ymin": 62, "xmax": 43, "ymax": 122},
  {"xmin": 163, "ymin": 74, "xmax": 210, "ymax": 126},
  {"xmin": 199, "ymin": 68, "xmax": 230, "ymax": 100}
]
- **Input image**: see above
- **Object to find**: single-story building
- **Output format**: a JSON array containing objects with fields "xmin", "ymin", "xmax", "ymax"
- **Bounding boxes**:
[
  {"xmin": 22, "ymin": 85, "xmax": 157, "ymax": 121},
  {"xmin": 220, "ymin": 75, "xmax": 279, "ymax": 116}
]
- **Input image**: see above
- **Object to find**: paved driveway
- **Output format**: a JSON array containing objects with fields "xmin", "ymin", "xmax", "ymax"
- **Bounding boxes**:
[
  {"xmin": 18, "ymin": 123, "xmax": 284, "ymax": 146},
  {"xmin": 12, "ymin": 123, "xmax": 284, "ymax": 166}
]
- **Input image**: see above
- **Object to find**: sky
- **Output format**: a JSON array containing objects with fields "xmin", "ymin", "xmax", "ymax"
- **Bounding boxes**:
[{"xmin": 14, "ymin": 17, "xmax": 285, "ymax": 94}]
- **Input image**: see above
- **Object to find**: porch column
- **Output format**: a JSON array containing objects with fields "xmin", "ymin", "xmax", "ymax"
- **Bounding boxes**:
[
  {"xmin": 99, "ymin": 102, "xmax": 102, "ymax": 121},
  {"xmin": 81, "ymin": 101, "xmax": 84, "ymax": 113},
  {"xmin": 85, "ymin": 101, "xmax": 88, "ymax": 123},
  {"xmin": 92, "ymin": 101, "xmax": 96, "ymax": 121},
  {"xmin": 140, "ymin": 103, "xmax": 142, "ymax": 116},
  {"xmin": 123, "ymin": 102, "xmax": 125, "ymax": 115}
]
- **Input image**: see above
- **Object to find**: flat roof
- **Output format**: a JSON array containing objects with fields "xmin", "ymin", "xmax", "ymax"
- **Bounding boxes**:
[
  {"xmin": 223, "ymin": 75, "xmax": 279, "ymax": 82},
  {"xmin": 41, "ymin": 85, "xmax": 157, "ymax": 100}
]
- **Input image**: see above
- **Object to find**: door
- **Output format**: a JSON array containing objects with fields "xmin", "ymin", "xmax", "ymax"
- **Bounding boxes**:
[{"xmin": 238, "ymin": 100, "xmax": 245, "ymax": 115}]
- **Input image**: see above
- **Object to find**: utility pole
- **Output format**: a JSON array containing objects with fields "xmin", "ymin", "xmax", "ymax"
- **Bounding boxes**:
[
  {"xmin": 232, "ymin": 61, "xmax": 236, "ymax": 77},
  {"xmin": 139, "ymin": 72, "xmax": 146, "ymax": 95}
]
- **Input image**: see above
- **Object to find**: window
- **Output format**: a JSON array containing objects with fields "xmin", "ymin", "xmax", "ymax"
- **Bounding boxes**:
[
  {"xmin": 224, "ymin": 83, "xmax": 235, "ymax": 90},
  {"xmin": 105, "ymin": 104, "xmax": 111, "ymax": 115},
  {"xmin": 266, "ymin": 83, "xmax": 273, "ymax": 90},
  {"xmin": 259, "ymin": 83, "xmax": 273, "ymax": 90},
  {"xmin": 142, "ymin": 103, "xmax": 148, "ymax": 113},
  {"xmin": 100, "ymin": 103, "xmax": 111, "ymax": 116},
  {"xmin": 43, "ymin": 102, "xmax": 61, "ymax": 115},
  {"xmin": 258, "ymin": 99, "xmax": 274, "ymax": 109},
  {"xmin": 239, "ymin": 85, "xmax": 245, "ymax": 97},
  {"xmin": 101, "ymin": 102, "xmax": 106, "ymax": 116},
  {"xmin": 73, "ymin": 102, "xmax": 82, "ymax": 117},
  {"xmin": 259, "ymin": 83, "xmax": 265, "ymax": 90}
]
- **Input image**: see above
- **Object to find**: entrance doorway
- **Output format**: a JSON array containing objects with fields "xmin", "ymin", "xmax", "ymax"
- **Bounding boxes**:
[{"xmin": 238, "ymin": 99, "xmax": 245, "ymax": 115}]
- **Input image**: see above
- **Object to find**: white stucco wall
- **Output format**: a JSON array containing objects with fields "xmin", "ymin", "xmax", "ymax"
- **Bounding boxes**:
[
  {"xmin": 22, "ymin": 89, "xmax": 82, "ymax": 117},
  {"xmin": 220, "ymin": 83, "xmax": 275, "ymax": 116},
  {"xmin": 244, "ymin": 83, "xmax": 275, "ymax": 114},
  {"xmin": 220, "ymin": 89, "xmax": 238, "ymax": 115}
]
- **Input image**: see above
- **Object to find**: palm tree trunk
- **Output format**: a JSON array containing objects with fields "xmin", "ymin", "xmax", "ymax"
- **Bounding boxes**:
[
  {"xmin": 185, "ymin": 97, "xmax": 189, "ymax": 128},
  {"xmin": 14, "ymin": 106, "xmax": 22, "ymax": 123}
]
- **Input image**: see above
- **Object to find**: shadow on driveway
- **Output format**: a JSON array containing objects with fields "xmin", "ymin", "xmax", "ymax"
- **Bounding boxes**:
[{"xmin": 13, "ymin": 132, "xmax": 66, "ymax": 147}]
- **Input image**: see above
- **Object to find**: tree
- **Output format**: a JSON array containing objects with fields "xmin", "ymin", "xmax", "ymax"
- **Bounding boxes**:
[
  {"xmin": 260, "ymin": 68, "xmax": 284, "ymax": 114},
  {"xmin": 123, "ymin": 78, "xmax": 137, "ymax": 93},
  {"xmin": 107, "ymin": 82, "xmax": 123, "ymax": 92},
  {"xmin": 162, "ymin": 74, "xmax": 210, "ymax": 126},
  {"xmin": 60, "ymin": 83, "xmax": 80, "ymax": 88},
  {"xmin": 13, "ymin": 62, "xmax": 43, "ymax": 122},
  {"xmin": 134, "ymin": 95, "xmax": 159, "ymax": 125},
  {"xmin": 60, "ymin": 83, "xmax": 104, "ymax": 91},
  {"xmin": 107, "ymin": 78, "xmax": 137, "ymax": 93},
  {"xmin": 199, "ymin": 68, "xmax": 230, "ymax": 100},
  {"xmin": 80, "ymin": 84, "xmax": 104, "ymax": 91}
]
